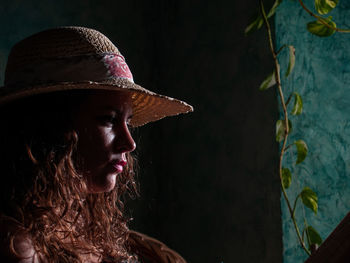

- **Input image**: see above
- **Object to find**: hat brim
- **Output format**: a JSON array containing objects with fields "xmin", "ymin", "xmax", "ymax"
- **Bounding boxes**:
[{"xmin": 0, "ymin": 78, "xmax": 193, "ymax": 127}]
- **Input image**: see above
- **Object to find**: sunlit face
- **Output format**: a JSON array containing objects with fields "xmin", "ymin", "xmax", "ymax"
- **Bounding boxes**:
[{"xmin": 73, "ymin": 90, "xmax": 136, "ymax": 193}]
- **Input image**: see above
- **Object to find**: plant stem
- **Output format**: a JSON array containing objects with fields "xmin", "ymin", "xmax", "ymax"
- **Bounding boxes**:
[
  {"xmin": 292, "ymin": 194, "xmax": 301, "ymax": 218},
  {"xmin": 304, "ymin": 219, "xmax": 312, "ymax": 249},
  {"xmin": 260, "ymin": 0, "xmax": 311, "ymax": 255},
  {"xmin": 285, "ymin": 93, "xmax": 293, "ymax": 107},
  {"xmin": 276, "ymin": 44, "xmax": 287, "ymax": 56},
  {"xmin": 298, "ymin": 0, "xmax": 350, "ymax": 33},
  {"xmin": 285, "ymin": 144, "xmax": 292, "ymax": 151}
]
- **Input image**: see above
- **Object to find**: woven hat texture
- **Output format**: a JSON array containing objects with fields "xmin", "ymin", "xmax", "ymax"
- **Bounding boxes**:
[{"xmin": 0, "ymin": 26, "xmax": 193, "ymax": 126}]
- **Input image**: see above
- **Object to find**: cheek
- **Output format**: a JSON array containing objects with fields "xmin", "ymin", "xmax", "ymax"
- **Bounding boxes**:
[
  {"xmin": 78, "ymin": 127, "xmax": 113, "ymax": 162},
  {"xmin": 98, "ymin": 128, "xmax": 114, "ymax": 153},
  {"xmin": 103, "ymin": 128, "xmax": 114, "ymax": 146}
]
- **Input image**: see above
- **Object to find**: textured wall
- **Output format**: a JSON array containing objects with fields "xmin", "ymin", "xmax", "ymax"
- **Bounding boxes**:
[
  {"xmin": 0, "ymin": 1, "xmax": 282, "ymax": 262},
  {"xmin": 276, "ymin": 1, "xmax": 350, "ymax": 262}
]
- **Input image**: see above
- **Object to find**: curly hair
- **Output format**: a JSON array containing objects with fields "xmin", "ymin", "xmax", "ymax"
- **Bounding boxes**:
[{"xmin": 0, "ymin": 91, "xmax": 138, "ymax": 262}]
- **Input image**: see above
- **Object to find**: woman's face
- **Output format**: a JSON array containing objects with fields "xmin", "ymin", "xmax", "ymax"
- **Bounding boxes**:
[{"xmin": 73, "ymin": 90, "xmax": 136, "ymax": 193}]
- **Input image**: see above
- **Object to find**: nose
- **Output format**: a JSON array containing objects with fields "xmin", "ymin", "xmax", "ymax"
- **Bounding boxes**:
[{"xmin": 114, "ymin": 122, "xmax": 136, "ymax": 153}]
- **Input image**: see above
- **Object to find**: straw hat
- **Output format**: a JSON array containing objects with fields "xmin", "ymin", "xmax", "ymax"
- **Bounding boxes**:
[{"xmin": 0, "ymin": 26, "xmax": 193, "ymax": 127}]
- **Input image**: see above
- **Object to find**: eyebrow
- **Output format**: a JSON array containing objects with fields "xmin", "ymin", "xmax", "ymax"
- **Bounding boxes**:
[{"xmin": 101, "ymin": 106, "xmax": 133, "ymax": 118}]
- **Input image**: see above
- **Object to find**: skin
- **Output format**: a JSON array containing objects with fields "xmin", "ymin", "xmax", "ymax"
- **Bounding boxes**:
[
  {"xmin": 5, "ymin": 90, "xmax": 136, "ymax": 262},
  {"xmin": 73, "ymin": 90, "xmax": 136, "ymax": 193},
  {"xmin": 0, "ymin": 218, "xmax": 38, "ymax": 263}
]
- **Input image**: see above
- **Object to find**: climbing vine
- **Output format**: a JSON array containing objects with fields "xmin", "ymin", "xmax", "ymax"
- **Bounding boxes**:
[{"xmin": 245, "ymin": 0, "xmax": 348, "ymax": 256}]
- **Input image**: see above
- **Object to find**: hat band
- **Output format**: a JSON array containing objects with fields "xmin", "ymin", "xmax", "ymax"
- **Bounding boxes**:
[{"xmin": 5, "ymin": 53, "xmax": 134, "ymax": 87}]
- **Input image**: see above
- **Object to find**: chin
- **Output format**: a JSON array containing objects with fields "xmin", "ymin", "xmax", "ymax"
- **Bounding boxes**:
[{"xmin": 87, "ymin": 174, "xmax": 117, "ymax": 193}]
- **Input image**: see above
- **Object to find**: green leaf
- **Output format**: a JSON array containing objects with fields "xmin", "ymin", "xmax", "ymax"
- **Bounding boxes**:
[
  {"xmin": 267, "ymin": 0, "xmax": 283, "ymax": 18},
  {"xmin": 276, "ymin": 120, "xmax": 284, "ymax": 142},
  {"xmin": 259, "ymin": 71, "xmax": 276, "ymax": 91},
  {"xmin": 291, "ymin": 92, "xmax": 303, "ymax": 115},
  {"xmin": 307, "ymin": 17, "xmax": 337, "ymax": 37},
  {"xmin": 315, "ymin": 0, "xmax": 338, "ymax": 15},
  {"xmin": 306, "ymin": 225, "xmax": 323, "ymax": 247},
  {"xmin": 286, "ymin": 45, "xmax": 296, "ymax": 77},
  {"xmin": 301, "ymin": 187, "xmax": 318, "ymax": 214},
  {"xmin": 295, "ymin": 139, "xmax": 308, "ymax": 164},
  {"xmin": 282, "ymin": 168, "xmax": 292, "ymax": 189},
  {"xmin": 276, "ymin": 119, "xmax": 292, "ymax": 142},
  {"xmin": 245, "ymin": 0, "xmax": 283, "ymax": 36},
  {"xmin": 245, "ymin": 15, "xmax": 264, "ymax": 35}
]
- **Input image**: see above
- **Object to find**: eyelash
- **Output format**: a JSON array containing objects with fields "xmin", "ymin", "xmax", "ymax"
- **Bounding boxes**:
[
  {"xmin": 99, "ymin": 115, "xmax": 132, "ymax": 127},
  {"xmin": 99, "ymin": 115, "xmax": 117, "ymax": 126}
]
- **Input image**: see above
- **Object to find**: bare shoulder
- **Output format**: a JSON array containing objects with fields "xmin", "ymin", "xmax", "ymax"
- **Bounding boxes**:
[
  {"xmin": 0, "ymin": 217, "xmax": 38, "ymax": 263},
  {"xmin": 127, "ymin": 230, "xmax": 187, "ymax": 263}
]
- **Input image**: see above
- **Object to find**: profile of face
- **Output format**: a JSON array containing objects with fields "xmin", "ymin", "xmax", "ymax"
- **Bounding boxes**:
[{"xmin": 73, "ymin": 90, "xmax": 136, "ymax": 193}]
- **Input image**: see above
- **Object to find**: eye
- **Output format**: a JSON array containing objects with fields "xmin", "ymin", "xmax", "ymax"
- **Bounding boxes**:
[
  {"xmin": 98, "ymin": 114, "xmax": 118, "ymax": 127},
  {"xmin": 126, "ymin": 115, "xmax": 133, "ymax": 127}
]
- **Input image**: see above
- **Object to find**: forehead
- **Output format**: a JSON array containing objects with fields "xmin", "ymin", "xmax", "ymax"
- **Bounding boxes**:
[{"xmin": 78, "ymin": 90, "xmax": 133, "ymax": 113}]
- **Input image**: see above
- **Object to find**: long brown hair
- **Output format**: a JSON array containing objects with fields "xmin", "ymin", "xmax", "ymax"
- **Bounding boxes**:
[{"xmin": 0, "ymin": 91, "xmax": 138, "ymax": 262}]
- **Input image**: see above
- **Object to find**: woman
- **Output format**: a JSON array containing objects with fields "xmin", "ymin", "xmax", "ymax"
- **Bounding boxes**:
[{"xmin": 0, "ymin": 27, "xmax": 193, "ymax": 262}]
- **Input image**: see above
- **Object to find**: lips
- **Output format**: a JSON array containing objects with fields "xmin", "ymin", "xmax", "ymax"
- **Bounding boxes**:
[{"xmin": 112, "ymin": 159, "xmax": 127, "ymax": 174}]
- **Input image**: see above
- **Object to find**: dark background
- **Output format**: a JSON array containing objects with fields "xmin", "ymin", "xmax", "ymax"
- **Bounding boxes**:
[{"xmin": 0, "ymin": 1, "xmax": 281, "ymax": 262}]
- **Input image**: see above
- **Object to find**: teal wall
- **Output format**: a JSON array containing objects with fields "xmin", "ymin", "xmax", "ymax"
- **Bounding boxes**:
[{"xmin": 276, "ymin": 1, "xmax": 350, "ymax": 262}]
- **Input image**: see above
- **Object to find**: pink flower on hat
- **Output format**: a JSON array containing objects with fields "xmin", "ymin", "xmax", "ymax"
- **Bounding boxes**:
[{"xmin": 103, "ymin": 54, "xmax": 134, "ymax": 82}]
